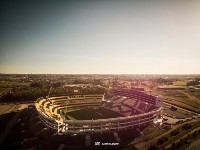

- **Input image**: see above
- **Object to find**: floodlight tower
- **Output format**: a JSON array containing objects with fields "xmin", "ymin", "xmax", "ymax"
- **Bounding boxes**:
[
  {"xmin": 46, "ymin": 86, "xmax": 53, "ymax": 104},
  {"xmin": 47, "ymin": 86, "xmax": 52, "ymax": 98},
  {"xmin": 102, "ymin": 93, "xmax": 105, "ymax": 101}
]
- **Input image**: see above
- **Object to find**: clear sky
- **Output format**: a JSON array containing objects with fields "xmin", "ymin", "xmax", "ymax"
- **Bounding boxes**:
[{"xmin": 0, "ymin": 0, "xmax": 200, "ymax": 74}]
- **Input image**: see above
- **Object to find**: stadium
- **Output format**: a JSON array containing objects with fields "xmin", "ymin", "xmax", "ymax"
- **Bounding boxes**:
[{"xmin": 35, "ymin": 89, "xmax": 163, "ymax": 135}]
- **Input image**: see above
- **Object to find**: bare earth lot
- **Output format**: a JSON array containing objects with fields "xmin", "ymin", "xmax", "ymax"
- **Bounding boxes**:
[{"xmin": 0, "ymin": 104, "xmax": 15, "ymax": 115}]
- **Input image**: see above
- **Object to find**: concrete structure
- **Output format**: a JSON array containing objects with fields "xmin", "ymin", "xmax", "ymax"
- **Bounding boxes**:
[{"xmin": 35, "ymin": 90, "xmax": 163, "ymax": 135}]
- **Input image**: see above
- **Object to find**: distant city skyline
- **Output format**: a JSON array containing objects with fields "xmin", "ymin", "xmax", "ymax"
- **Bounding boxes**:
[{"xmin": 1, "ymin": 0, "xmax": 200, "ymax": 74}]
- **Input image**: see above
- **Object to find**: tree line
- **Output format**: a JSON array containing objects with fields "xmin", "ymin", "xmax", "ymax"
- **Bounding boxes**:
[{"xmin": 0, "ymin": 85, "xmax": 105, "ymax": 103}]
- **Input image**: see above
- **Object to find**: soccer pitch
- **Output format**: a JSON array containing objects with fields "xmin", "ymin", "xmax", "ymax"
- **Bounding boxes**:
[{"xmin": 65, "ymin": 107, "xmax": 123, "ymax": 120}]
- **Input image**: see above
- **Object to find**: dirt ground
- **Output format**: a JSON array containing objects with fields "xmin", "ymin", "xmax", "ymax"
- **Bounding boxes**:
[{"xmin": 0, "ymin": 103, "xmax": 28, "ymax": 115}]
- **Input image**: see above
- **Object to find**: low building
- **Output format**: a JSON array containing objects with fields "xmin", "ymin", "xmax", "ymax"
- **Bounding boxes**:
[{"xmin": 157, "ymin": 85, "xmax": 186, "ymax": 90}]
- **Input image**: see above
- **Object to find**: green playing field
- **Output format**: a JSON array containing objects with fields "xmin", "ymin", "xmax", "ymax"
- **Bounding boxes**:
[{"xmin": 65, "ymin": 107, "xmax": 123, "ymax": 120}]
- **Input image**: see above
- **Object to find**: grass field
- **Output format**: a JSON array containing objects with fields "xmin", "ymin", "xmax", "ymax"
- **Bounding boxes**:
[
  {"xmin": 142, "ymin": 124, "xmax": 158, "ymax": 136},
  {"xmin": 0, "ymin": 87, "xmax": 11, "ymax": 95},
  {"xmin": 173, "ymin": 81, "xmax": 188, "ymax": 86},
  {"xmin": 158, "ymin": 90, "xmax": 200, "ymax": 112},
  {"xmin": 185, "ymin": 89, "xmax": 200, "ymax": 99},
  {"xmin": 0, "ymin": 81, "xmax": 30, "ymax": 88},
  {"xmin": 163, "ymin": 105, "xmax": 192, "ymax": 118},
  {"xmin": 157, "ymin": 120, "xmax": 200, "ymax": 149},
  {"xmin": 65, "ymin": 107, "xmax": 123, "ymax": 120}
]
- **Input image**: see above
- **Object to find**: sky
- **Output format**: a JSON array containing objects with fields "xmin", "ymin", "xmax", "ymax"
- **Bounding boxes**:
[{"xmin": 0, "ymin": 0, "xmax": 200, "ymax": 74}]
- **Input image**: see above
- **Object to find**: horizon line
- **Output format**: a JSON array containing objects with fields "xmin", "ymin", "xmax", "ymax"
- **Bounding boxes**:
[{"xmin": 1, "ymin": 73, "xmax": 200, "ymax": 75}]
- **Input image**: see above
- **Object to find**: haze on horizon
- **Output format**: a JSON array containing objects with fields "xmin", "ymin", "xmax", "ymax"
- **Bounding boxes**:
[{"xmin": 0, "ymin": 0, "xmax": 200, "ymax": 74}]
